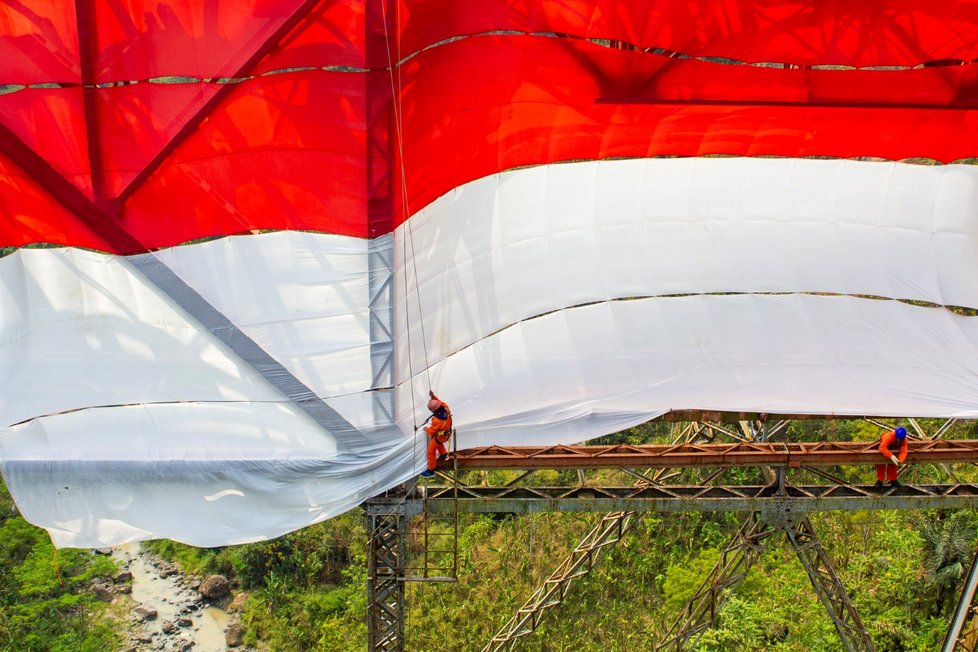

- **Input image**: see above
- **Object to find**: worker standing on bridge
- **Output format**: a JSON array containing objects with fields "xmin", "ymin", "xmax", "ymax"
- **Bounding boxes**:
[
  {"xmin": 875, "ymin": 426, "xmax": 908, "ymax": 488},
  {"xmin": 420, "ymin": 390, "xmax": 452, "ymax": 478}
]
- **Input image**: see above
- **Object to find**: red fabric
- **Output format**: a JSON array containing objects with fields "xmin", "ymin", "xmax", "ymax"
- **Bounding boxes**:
[
  {"xmin": 393, "ymin": 36, "xmax": 978, "ymax": 226},
  {"xmin": 250, "ymin": 0, "xmax": 384, "ymax": 72},
  {"xmin": 121, "ymin": 69, "xmax": 373, "ymax": 247},
  {"xmin": 93, "ymin": 0, "xmax": 308, "ymax": 82},
  {"xmin": 0, "ymin": 153, "xmax": 111, "ymax": 250},
  {"xmin": 8, "ymin": 2, "xmax": 978, "ymax": 87},
  {"xmin": 3, "ymin": 4, "xmax": 978, "ymax": 252},
  {"xmin": 0, "ymin": 3, "xmax": 79, "ymax": 85},
  {"xmin": 0, "ymin": 88, "xmax": 91, "ymax": 196},
  {"xmin": 399, "ymin": 0, "xmax": 978, "ymax": 68},
  {"xmin": 0, "ymin": 71, "xmax": 375, "ymax": 250},
  {"xmin": 97, "ymin": 82, "xmax": 223, "ymax": 198}
]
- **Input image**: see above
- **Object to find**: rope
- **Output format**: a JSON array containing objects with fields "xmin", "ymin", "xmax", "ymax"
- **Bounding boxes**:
[
  {"xmin": 379, "ymin": 0, "xmax": 433, "ymax": 398},
  {"xmin": 379, "ymin": 0, "xmax": 438, "ymax": 490}
]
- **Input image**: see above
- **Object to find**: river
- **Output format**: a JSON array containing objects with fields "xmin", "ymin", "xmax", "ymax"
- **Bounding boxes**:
[{"xmin": 114, "ymin": 544, "xmax": 233, "ymax": 651}]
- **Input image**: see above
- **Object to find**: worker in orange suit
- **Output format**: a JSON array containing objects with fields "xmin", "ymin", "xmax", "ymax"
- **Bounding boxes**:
[
  {"xmin": 420, "ymin": 390, "xmax": 452, "ymax": 478},
  {"xmin": 875, "ymin": 426, "xmax": 908, "ymax": 488}
]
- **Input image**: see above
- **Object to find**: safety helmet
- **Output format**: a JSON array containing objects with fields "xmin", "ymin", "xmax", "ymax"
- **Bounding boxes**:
[
  {"xmin": 427, "ymin": 398, "xmax": 442, "ymax": 412},
  {"xmin": 895, "ymin": 426, "xmax": 907, "ymax": 440}
]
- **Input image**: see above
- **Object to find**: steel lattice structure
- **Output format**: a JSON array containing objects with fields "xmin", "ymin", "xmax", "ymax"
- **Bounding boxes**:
[{"xmin": 365, "ymin": 419, "xmax": 978, "ymax": 651}]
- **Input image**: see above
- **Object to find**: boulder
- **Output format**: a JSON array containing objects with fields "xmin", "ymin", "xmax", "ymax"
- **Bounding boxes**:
[
  {"xmin": 226, "ymin": 592, "xmax": 249, "ymax": 613},
  {"xmin": 134, "ymin": 605, "xmax": 158, "ymax": 621},
  {"xmin": 91, "ymin": 583, "xmax": 113, "ymax": 602},
  {"xmin": 199, "ymin": 575, "xmax": 230, "ymax": 600},
  {"xmin": 225, "ymin": 623, "xmax": 246, "ymax": 648}
]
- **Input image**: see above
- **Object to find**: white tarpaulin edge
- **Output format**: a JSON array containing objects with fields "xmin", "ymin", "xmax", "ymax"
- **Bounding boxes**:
[{"xmin": 3, "ymin": 157, "xmax": 978, "ymax": 546}]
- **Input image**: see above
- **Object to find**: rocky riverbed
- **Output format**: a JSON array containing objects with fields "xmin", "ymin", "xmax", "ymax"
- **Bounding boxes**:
[{"xmin": 108, "ymin": 544, "xmax": 251, "ymax": 652}]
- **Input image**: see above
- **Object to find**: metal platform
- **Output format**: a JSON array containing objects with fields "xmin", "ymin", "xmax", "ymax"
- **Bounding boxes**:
[
  {"xmin": 403, "ymin": 482, "xmax": 978, "ymax": 514},
  {"xmin": 367, "ymin": 423, "xmax": 978, "ymax": 651},
  {"xmin": 443, "ymin": 439, "xmax": 978, "ymax": 470}
]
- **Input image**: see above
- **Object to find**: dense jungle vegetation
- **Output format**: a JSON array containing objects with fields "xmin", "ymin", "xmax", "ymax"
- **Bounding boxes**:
[
  {"xmin": 3, "ymin": 418, "xmax": 978, "ymax": 650},
  {"xmin": 0, "ymin": 477, "xmax": 122, "ymax": 651}
]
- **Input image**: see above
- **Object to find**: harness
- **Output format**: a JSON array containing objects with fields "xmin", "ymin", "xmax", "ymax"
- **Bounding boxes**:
[{"xmin": 430, "ymin": 406, "xmax": 452, "ymax": 441}]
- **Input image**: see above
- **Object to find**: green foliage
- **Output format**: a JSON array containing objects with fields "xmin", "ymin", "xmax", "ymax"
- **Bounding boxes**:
[
  {"xmin": 915, "ymin": 511, "xmax": 978, "ymax": 616},
  {"xmin": 662, "ymin": 547, "xmax": 722, "ymax": 613},
  {"xmin": 0, "ymin": 479, "xmax": 122, "ymax": 651},
  {"xmin": 46, "ymin": 419, "xmax": 978, "ymax": 650}
]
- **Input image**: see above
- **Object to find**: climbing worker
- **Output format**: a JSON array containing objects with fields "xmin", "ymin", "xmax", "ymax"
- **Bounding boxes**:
[
  {"xmin": 875, "ymin": 426, "xmax": 908, "ymax": 488},
  {"xmin": 420, "ymin": 390, "xmax": 452, "ymax": 478}
]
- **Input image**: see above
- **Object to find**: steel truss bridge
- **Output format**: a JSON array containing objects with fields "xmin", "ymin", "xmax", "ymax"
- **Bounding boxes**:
[{"xmin": 365, "ymin": 418, "xmax": 978, "ymax": 651}]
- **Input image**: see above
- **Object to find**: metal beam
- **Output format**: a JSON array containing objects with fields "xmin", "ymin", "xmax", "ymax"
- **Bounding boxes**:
[
  {"xmin": 402, "ymin": 483, "xmax": 978, "ymax": 515},
  {"xmin": 943, "ymin": 544, "xmax": 978, "ymax": 652},
  {"xmin": 446, "ymin": 440, "xmax": 978, "ymax": 471},
  {"xmin": 484, "ymin": 422, "xmax": 730, "ymax": 650},
  {"xmin": 484, "ymin": 512, "xmax": 633, "ymax": 651},
  {"xmin": 785, "ymin": 518, "xmax": 875, "ymax": 652},
  {"xmin": 656, "ymin": 513, "xmax": 775, "ymax": 651},
  {"xmin": 366, "ymin": 503, "xmax": 407, "ymax": 652}
]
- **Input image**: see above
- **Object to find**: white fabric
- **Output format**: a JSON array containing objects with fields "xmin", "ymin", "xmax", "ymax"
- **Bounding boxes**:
[
  {"xmin": 0, "ymin": 238, "xmax": 424, "ymax": 547},
  {"xmin": 152, "ymin": 231, "xmax": 387, "ymax": 399},
  {"xmin": 1, "ymin": 404, "xmax": 420, "ymax": 547},
  {"xmin": 4, "ymin": 157, "xmax": 978, "ymax": 547},
  {"xmin": 421, "ymin": 294, "xmax": 978, "ymax": 448},
  {"xmin": 0, "ymin": 248, "xmax": 285, "ymax": 427},
  {"xmin": 394, "ymin": 157, "xmax": 978, "ymax": 377}
]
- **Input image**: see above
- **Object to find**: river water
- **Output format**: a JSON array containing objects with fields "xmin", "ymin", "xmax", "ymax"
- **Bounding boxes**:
[{"xmin": 114, "ymin": 544, "xmax": 232, "ymax": 651}]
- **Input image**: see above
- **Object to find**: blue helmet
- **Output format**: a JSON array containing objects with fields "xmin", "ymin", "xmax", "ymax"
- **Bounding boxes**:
[{"xmin": 895, "ymin": 426, "xmax": 907, "ymax": 440}]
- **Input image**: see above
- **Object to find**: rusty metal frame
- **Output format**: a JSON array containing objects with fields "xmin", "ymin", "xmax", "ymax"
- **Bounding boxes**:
[
  {"xmin": 365, "ymin": 480, "xmax": 978, "ymax": 649},
  {"xmin": 445, "ymin": 439, "xmax": 978, "ymax": 471},
  {"xmin": 656, "ymin": 512, "xmax": 775, "ymax": 651},
  {"xmin": 366, "ymin": 417, "xmax": 978, "ymax": 650},
  {"xmin": 483, "ymin": 511, "xmax": 634, "ymax": 651},
  {"xmin": 785, "ymin": 517, "xmax": 875, "ymax": 652},
  {"xmin": 405, "ymin": 482, "xmax": 978, "ymax": 515},
  {"xmin": 366, "ymin": 502, "xmax": 408, "ymax": 652},
  {"xmin": 481, "ymin": 423, "xmax": 715, "ymax": 650},
  {"xmin": 943, "ymin": 544, "xmax": 978, "ymax": 652}
]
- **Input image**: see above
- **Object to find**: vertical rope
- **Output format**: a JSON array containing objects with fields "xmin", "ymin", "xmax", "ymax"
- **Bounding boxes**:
[
  {"xmin": 379, "ymin": 0, "xmax": 434, "ymax": 479},
  {"xmin": 381, "ymin": 0, "xmax": 432, "ymax": 393}
]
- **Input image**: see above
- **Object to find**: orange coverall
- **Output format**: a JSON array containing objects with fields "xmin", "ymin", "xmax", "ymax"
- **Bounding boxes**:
[
  {"xmin": 425, "ymin": 396, "xmax": 453, "ymax": 471},
  {"xmin": 877, "ymin": 430, "xmax": 908, "ymax": 482}
]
